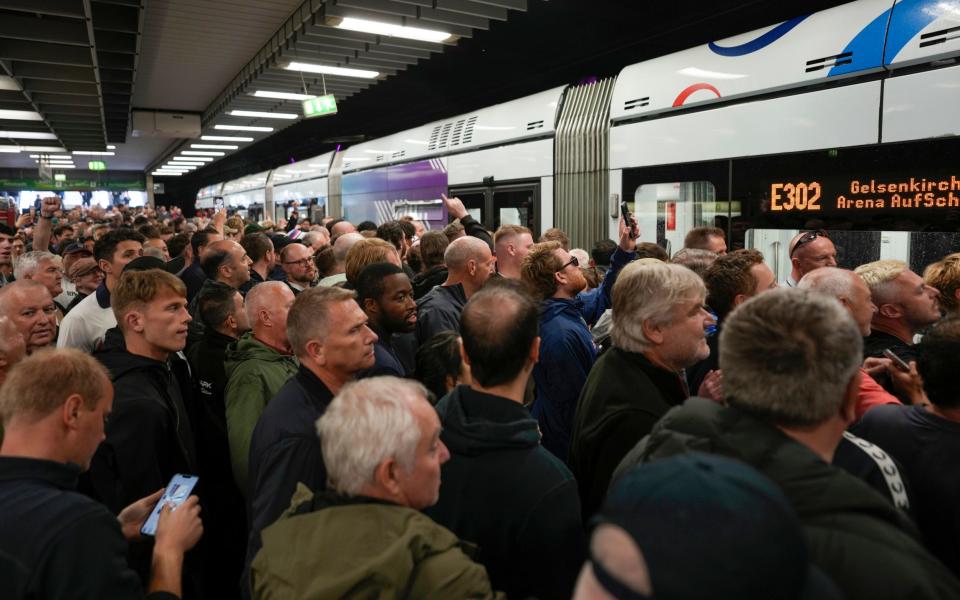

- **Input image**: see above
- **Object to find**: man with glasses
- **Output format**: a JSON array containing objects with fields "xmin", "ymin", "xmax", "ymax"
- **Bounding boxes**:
[
  {"xmin": 279, "ymin": 243, "xmax": 317, "ymax": 295},
  {"xmin": 785, "ymin": 229, "xmax": 837, "ymax": 287},
  {"xmin": 521, "ymin": 218, "xmax": 637, "ymax": 462}
]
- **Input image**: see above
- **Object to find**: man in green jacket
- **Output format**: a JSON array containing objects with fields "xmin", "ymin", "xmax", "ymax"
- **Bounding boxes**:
[
  {"xmin": 615, "ymin": 288, "xmax": 960, "ymax": 600},
  {"xmin": 224, "ymin": 281, "xmax": 298, "ymax": 495},
  {"xmin": 251, "ymin": 376, "xmax": 502, "ymax": 599}
]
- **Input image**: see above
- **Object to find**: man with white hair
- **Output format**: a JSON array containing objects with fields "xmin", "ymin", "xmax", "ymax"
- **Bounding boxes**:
[
  {"xmin": 569, "ymin": 262, "xmax": 712, "ymax": 519},
  {"xmin": 416, "ymin": 235, "xmax": 496, "ymax": 343},
  {"xmin": 0, "ymin": 280, "xmax": 58, "ymax": 355},
  {"xmin": 244, "ymin": 286, "xmax": 377, "ymax": 591},
  {"xmin": 785, "ymin": 229, "xmax": 837, "ymax": 287},
  {"xmin": 14, "ymin": 251, "xmax": 64, "ymax": 314},
  {"xmin": 614, "ymin": 289, "xmax": 960, "ymax": 600},
  {"xmin": 223, "ymin": 281, "xmax": 298, "ymax": 495},
  {"xmin": 250, "ymin": 377, "xmax": 500, "ymax": 598},
  {"xmin": 855, "ymin": 259, "xmax": 941, "ymax": 364}
]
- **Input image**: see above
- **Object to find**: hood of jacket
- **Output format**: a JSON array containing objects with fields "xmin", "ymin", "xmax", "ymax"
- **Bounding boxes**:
[
  {"xmin": 96, "ymin": 339, "xmax": 171, "ymax": 382},
  {"xmin": 224, "ymin": 332, "xmax": 295, "ymax": 377},
  {"xmin": 412, "ymin": 265, "xmax": 448, "ymax": 298},
  {"xmin": 435, "ymin": 385, "xmax": 540, "ymax": 456},
  {"xmin": 540, "ymin": 297, "xmax": 587, "ymax": 327},
  {"xmin": 636, "ymin": 397, "xmax": 918, "ymax": 530}
]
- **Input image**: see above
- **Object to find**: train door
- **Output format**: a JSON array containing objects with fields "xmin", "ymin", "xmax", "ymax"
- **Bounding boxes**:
[{"xmin": 449, "ymin": 180, "xmax": 539, "ymax": 233}]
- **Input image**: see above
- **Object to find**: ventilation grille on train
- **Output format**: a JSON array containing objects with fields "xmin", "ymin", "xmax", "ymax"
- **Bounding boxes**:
[
  {"xmin": 623, "ymin": 97, "xmax": 650, "ymax": 111},
  {"xmin": 428, "ymin": 115, "xmax": 478, "ymax": 151},
  {"xmin": 920, "ymin": 25, "xmax": 960, "ymax": 48},
  {"xmin": 806, "ymin": 51, "xmax": 852, "ymax": 72},
  {"xmin": 526, "ymin": 120, "xmax": 544, "ymax": 130}
]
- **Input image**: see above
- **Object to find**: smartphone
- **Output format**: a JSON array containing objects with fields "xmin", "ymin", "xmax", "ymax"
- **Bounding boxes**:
[
  {"xmin": 214, "ymin": 197, "xmax": 225, "ymax": 212},
  {"xmin": 882, "ymin": 348, "xmax": 911, "ymax": 372},
  {"xmin": 620, "ymin": 201, "xmax": 637, "ymax": 239},
  {"xmin": 140, "ymin": 473, "xmax": 199, "ymax": 537}
]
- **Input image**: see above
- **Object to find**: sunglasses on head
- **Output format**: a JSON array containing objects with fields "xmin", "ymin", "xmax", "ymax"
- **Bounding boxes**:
[{"xmin": 790, "ymin": 230, "xmax": 828, "ymax": 257}]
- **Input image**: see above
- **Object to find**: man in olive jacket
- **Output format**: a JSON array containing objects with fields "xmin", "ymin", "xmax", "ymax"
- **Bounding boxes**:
[
  {"xmin": 615, "ymin": 289, "xmax": 960, "ymax": 600},
  {"xmin": 224, "ymin": 282, "xmax": 298, "ymax": 495},
  {"xmin": 251, "ymin": 377, "xmax": 501, "ymax": 599}
]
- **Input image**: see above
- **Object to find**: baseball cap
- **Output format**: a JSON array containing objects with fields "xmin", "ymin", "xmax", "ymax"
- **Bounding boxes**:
[
  {"xmin": 62, "ymin": 242, "xmax": 92, "ymax": 257},
  {"xmin": 592, "ymin": 453, "xmax": 810, "ymax": 600}
]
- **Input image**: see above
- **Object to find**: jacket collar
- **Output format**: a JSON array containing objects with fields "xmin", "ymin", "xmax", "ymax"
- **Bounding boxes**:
[
  {"xmin": 615, "ymin": 347, "xmax": 690, "ymax": 402},
  {"xmin": 203, "ymin": 328, "xmax": 237, "ymax": 349},
  {"xmin": 0, "ymin": 456, "xmax": 82, "ymax": 490},
  {"xmin": 295, "ymin": 364, "xmax": 335, "ymax": 401}
]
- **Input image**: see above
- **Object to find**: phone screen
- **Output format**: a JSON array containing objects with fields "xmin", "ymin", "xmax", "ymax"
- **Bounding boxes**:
[
  {"xmin": 620, "ymin": 201, "xmax": 637, "ymax": 239},
  {"xmin": 214, "ymin": 198, "xmax": 225, "ymax": 212},
  {"xmin": 140, "ymin": 474, "xmax": 198, "ymax": 536}
]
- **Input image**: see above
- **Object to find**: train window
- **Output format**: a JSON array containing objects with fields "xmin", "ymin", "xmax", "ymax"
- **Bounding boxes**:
[{"xmin": 629, "ymin": 181, "xmax": 727, "ymax": 256}]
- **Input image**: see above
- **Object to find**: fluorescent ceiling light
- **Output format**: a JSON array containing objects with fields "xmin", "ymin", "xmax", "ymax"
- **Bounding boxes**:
[
  {"xmin": 190, "ymin": 144, "xmax": 238, "ymax": 150},
  {"xmin": 182, "ymin": 150, "xmax": 225, "ymax": 156},
  {"xmin": 0, "ymin": 146, "xmax": 21, "ymax": 153},
  {"xmin": 0, "ymin": 131, "xmax": 57, "ymax": 140},
  {"xmin": 0, "ymin": 76, "xmax": 20, "ymax": 92},
  {"xmin": 168, "ymin": 161, "xmax": 205, "ymax": 166},
  {"xmin": 29, "ymin": 154, "xmax": 69, "ymax": 158},
  {"xmin": 21, "ymin": 146, "xmax": 65, "ymax": 152},
  {"xmin": 253, "ymin": 90, "xmax": 315, "ymax": 101},
  {"xmin": 229, "ymin": 110, "xmax": 298, "ymax": 120},
  {"xmin": 0, "ymin": 109, "xmax": 42, "ymax": 121},
  {"xmin": 215, "ymin": 124, "xmax": 273, "ymax": 132},
  {"xmin": 284, "ymin": 62, "xmax": 379, "ymax": 79},
  {"xmin": 72, "ymin": 151, "xmax": 115, "ymax": 156},
  {"xmin": 36, "ymin": 159, "xmax": 74, "ymax": 164},
  {"xmin": 106, "ymin": 145, "xmax": 116, "ymax": 149},
  {"xmin": 152, "ymin": 171, "xmax": 183, "ymax": 176},
  {"xmin": 50, "ymin": 165, "xmax": 76, "ymax": 170},
  {"xmin": 334, "ymin": 16, "xmax": 452, "ymax": 43},
  {"xmin": 201, "ymin": 135, "xmax": 254, "ymax": 142},
  {"xmin": 173, "ymin": 157, "xmax": 212, "ymax": 162}
]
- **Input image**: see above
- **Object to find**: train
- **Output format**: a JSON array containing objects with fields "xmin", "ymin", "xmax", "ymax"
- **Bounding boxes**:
[{"xmin": 197, "ymin": 0, "xmax": 960, "ymax": 280}]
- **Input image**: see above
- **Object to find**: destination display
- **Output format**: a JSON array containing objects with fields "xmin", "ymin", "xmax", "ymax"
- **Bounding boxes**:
[{"xmin": 768, "ymin": 175, "xmax": 960, "ymax": 213}]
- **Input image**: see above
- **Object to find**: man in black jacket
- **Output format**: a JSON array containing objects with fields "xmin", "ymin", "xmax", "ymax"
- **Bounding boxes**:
[
  {"xmin": 356, "ymin": 262, "xmax": 417, "ymax": 378},
  {"xmin": 0, "ymin": 348, "xmax": 202, "ymax": 599},
  {"xmin": 186, "ymin": 285, "xmax": 251, "ymax": 599},
  {"xmin": 244, "ymin": 286, "xmax": 377, "ymax": 594},
  {"xmin": 187, "ymin": 240, "xmax": 251, "ymax": 346},
  {"xmin": 570, "ymin": 261, "xmax": 712, "ymax": 520},
  {"xmin": 615, "ymin": 289, "xmax": 960, "ymax": 600},
  {"xmin": 426, "ymin": 283, "xmax": 585, "ymax": 599}
]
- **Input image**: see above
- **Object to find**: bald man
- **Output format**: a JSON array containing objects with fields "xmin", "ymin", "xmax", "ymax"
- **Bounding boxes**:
[
  {"xmin": 786, "ymin": 230, "xmax": 837, "ymax": 286},
  {"xmin": 416, "ymin": 236, "xmax": 496, "ymax": 344}
]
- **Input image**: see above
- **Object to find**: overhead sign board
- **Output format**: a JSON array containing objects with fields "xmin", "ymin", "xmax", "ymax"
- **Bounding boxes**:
[
  {"xmin": 302, "ymin": 94, "xmax": 337, "ymax": 118},
  {"xmin": 88, "ymin": 160, "xmax": 107, "ymax": 171}
]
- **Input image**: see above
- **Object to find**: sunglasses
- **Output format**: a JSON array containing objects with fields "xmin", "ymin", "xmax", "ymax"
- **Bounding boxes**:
[
  {"xmin": 558, "ymin": 255, "xmax": 580, "ymax": 271},
  {"xmin": 790, "ymin": 230, "xmax": 828, "ymax": 257}
]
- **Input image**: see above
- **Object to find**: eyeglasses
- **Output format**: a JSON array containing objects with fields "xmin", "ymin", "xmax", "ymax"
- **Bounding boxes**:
[
  {"xmin": 283, "ymin": 258, "xmax": 313, "ymax": 268},
  {"xmin": 790, "ymin": 230, "xmax": 828, "ymax": 257},
  {"xmin": 557, "ymin": 256, "xmax": 579, "ymax": 271}
]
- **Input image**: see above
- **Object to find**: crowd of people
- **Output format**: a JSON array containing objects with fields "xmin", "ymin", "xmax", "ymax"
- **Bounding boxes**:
[{"xmin": 2, "ymin": 194, "xmax": 960, "ymax": 600}]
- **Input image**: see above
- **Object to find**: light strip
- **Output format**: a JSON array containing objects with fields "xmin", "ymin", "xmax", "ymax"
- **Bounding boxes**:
[
  {"xmin": 0, "ymin": 146, "xmax": 21, "ymax": 153},
  {"xmin": 173, "ymin": 157, "xmax": 212, "ymax": 162},
  {"xmin": 334, "ymin": 16, "xmax": 451, "ymax": 43},
  {"xmin": 168, "ymin": 161, "xmax": 205, "ymax": 166},
  {"xmin": 201, "ymin": 135, "xmax": 254, "ymax": 142},
  {"xmin": 182, "ymin": 150, "xmax": 225, "ymax": 156},
  {"xmin": 72, "ymin": 151, "xmax": 115, "ymax": 156},
  {"xmin": 229, "ymin": 110, "xmax": 298, "ymax": 120},
  {"xmin": 0, "ymin": 109, "xmax": 43, "ymax": 121},
  {"xmin": 284, "ymin": 61, "xmax": 379, "ymax": 79},
  {"xmin": 0, "ymin": 131, "xmax": 58, "ymax": 140},
  {"xmin": 253, "ymin": 90, "xmax": 315, "ymax": 101},
  {"xmin": 214, "ymin": 124, "xmax": 273, "ymax": 132},
  {"xmin": 0, "ymin": 76, "xmax": 20, "ymax": 92},
  {"xmin": 49, "ymin": 165, "xmax": 76, "ymax": 169},
  {"xmin": 29, "ymin": 154, "xmax": 69, "ymax": 158},
  {"xmin": 152, "ymin": 171, "xmax": 183, "ymax": 176},
  {"xmin": 21, "ymin": 146, "xmax": 66, "ymax": 152},
  {"xmin": 190, "ymin": 144, "xmax": 238, "ymax": 150}
]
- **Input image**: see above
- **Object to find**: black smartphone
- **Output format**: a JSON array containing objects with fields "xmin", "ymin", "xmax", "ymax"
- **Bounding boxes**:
[
  {"xmin": 140, "ymin": 473, "xmax": 199, "ymax": 536},
  {"xmin": 882, "ymin": 348, "xmax": 911, "ymax": 372},
  {"xmin": 620, "ymin": 201, "xmax": 637, "ymax": 239}
]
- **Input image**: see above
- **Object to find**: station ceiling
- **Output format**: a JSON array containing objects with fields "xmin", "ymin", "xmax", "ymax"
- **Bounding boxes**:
[{"xmin": 0, "ymin": 0, "xmax": 851, "ymax": 195}]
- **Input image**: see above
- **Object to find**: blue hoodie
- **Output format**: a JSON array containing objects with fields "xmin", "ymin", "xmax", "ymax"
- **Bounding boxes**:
[{"xmin": 532, "ymin": 246, "xmax": 634, "ymax": 461}]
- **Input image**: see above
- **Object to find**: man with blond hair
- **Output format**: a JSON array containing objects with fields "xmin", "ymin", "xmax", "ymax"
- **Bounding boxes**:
[
  {"xmin": 0, "ymin": 349, "xmax": 203, "ymax": 599},
  {"xmin": 924, "ymin": 253, "xmax": 960, "ymax": 317},
  {"xmin": 493, "ymin": 224, "xmax": 534, "ymax": 279},
  {"xmin": 855, "ymin": 260, "xmax": 941, "ymax": 397},
  {"xmin": 87, "ymin": 270, "xmax": 196, "ymax": 515},
  {"xmin": 570, "ymin": 261, "xmax": 712, "ymax": 519},
  {"xmin": 244, "ymin": 286, "xmax": 377, "ymax": 590},
  {"xmin": 251, "ymin": 377, "xmax": 502, "ymax": 598}
]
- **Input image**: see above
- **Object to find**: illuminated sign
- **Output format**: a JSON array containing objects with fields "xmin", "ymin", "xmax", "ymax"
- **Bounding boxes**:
[
  {"xmin": 302, "ymin": 95, "xmax": 338, "ymax": 118},
  {"xmin": 54, "ymin": 173, "xmax": 66, "ymax": 181},
  {"xmin": 769, "ymin": 176, "xmax": 960, "ymax": 213},
  {"xmin": 88, "ymin": 160, "xmax": 107, "ymax": 171}
]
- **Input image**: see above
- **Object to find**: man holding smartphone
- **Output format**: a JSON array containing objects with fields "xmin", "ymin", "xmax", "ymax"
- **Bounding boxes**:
[{"xmin": 0, "ymin": 348, "xmax": 202, "ymax": 599}]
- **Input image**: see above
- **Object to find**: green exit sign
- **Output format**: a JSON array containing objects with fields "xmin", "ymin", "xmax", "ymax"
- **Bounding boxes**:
[
  {"xmin": 88, "ymin": 160, "xmax": 106, "ymax": 171},
  {"xmin": 302, "ymin": 94, "xmax": 338, "ymax": 118},
  {"xmin": 54, "ymin": 173, "xmax": 66, "ymax": 181}
]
